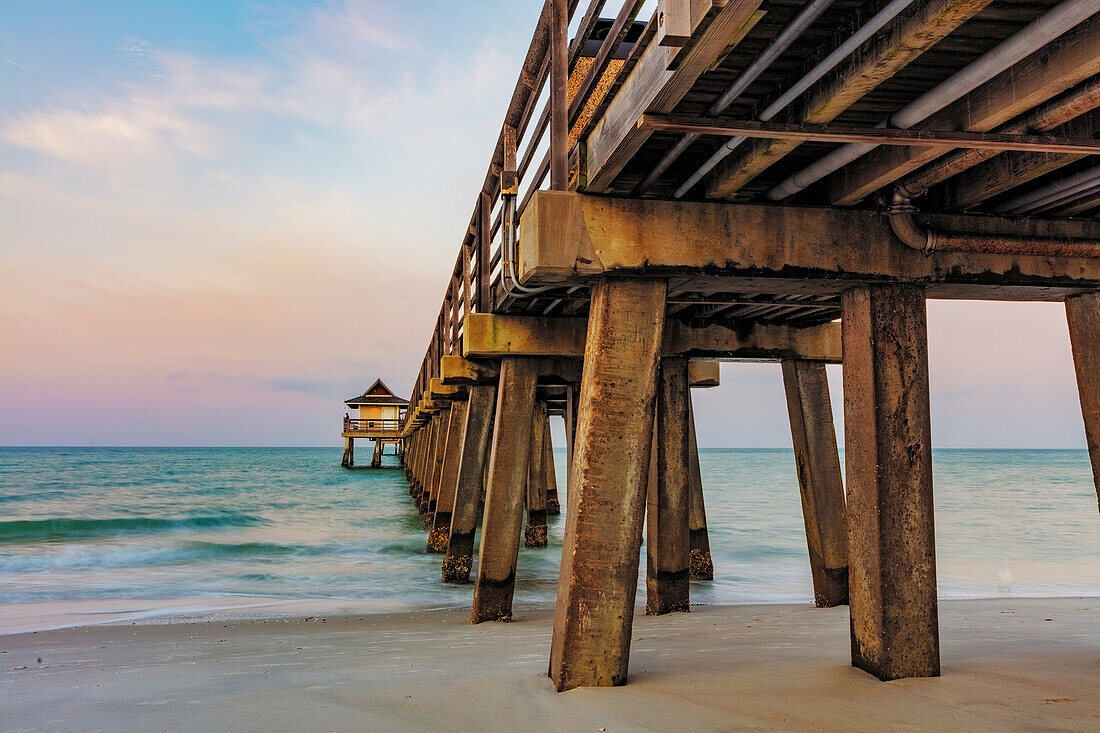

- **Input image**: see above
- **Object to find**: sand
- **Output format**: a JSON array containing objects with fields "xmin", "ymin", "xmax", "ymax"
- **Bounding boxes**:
[{"xmin": 2, "ymin": 598, "xmax": 1096, "ymax": 732}]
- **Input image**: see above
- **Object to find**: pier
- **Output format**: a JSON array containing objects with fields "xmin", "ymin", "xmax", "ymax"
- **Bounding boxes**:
[{"xmin": 389, "ymin": 0, "xmax": 1100, "ymax": 691}]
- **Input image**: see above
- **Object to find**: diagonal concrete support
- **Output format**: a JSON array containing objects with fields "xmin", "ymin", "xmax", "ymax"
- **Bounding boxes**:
[
  {"xmin": 1066, "ymin": 291, "xmax": 1100, "ymax": 512},
  {"xmin": 443, "ymin": 384, "xmax": 496, "ymax": 583},
  {"xmin": 646, "ymin": 357, "xmax": 691, "ymax": 616},
  {"xmin": 686, "ymin": 398, "xmax": 713, "ymax": 581},
  {"xmin": 843, "ymin": 284, "xmax": 939, "ymax": 681},
  {"xmin": 525, "ymin": 402, "xmax": 550, "ymax": 548},
  {"xmin": 782, "ymin": 359, "xmax": 849, "ymax": 607},
  {"xmin": 549, "ymin": 278, "xmax": 666, "ymax": 691},
  {"xmin": 543, "ymin": 417, "xmax": 561, "ymax": 516},
  {"xmin": 429, "ymin": 400, "xmax": 468, "ymax": 553},
  {"xmin": 425, "ymin": 407, "xmax": 451, "ymax": 523},
  {"xmin": 470, "ymin": 358, "xmax": 539, "ymax": 622}
]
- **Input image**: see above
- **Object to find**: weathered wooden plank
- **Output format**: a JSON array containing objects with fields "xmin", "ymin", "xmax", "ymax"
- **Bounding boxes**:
[
  {"xmin": 829, "ymin": 15, "xmax": 1100, "ymax": 205},
  {"xmin": 585, "ymin": 0, "xmax": 763, "ymax": 192},
  {"xmin": 638, "ymin": 114, "xmax": 1100, "ymax": 154},
  {"xmin": 941, "ymin": 110, "xmax": 1100, "ymax": 210},
  {"xmin": 705, "ymin": 0, "xmax": 993, "ymax": 199}
]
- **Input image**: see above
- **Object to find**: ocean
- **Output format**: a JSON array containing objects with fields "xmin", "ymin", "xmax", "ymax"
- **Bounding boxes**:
[{"xmin": 1, "ymin": 447, "xmax": 1097, "ymax": 633}]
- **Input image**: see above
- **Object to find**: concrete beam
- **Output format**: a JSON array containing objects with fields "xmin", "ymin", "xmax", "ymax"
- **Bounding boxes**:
[
  {"xmin": 520, "ymin": 191, "xmax": 1100, "ymax": 300},
  {"xmin": 440, "ymin": 355, "xmax": 499, "ymax": 385},
  {"xmin": 429, "ymin": 378, "xmax": 464, "ymax": 401},
  {"xmin": 688, "ymin": 360, "xmax": 719, "ymax": 387},
  {"xmin": 464, "ymin": 312, "xmax": 841, "ymax": 362}
]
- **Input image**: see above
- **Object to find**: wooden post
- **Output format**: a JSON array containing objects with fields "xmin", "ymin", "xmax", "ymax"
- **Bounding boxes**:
[
  {"xmin": 342, "ymin": 437, "xmax": 354, "ymax": 468},
  {"xmin": 1066, "ymin": 292, "xmax": 1100, "ymax": 511},
  {"xmin": 429, "ymin": 400, "xmax": 469, "ymax": 553},
  {"xmin": 842, "ymin": 284, "xmax": 939, "ymax": 681},
  {"xmin": 782, "ymin": 359, "xmax": 849, "ymax": 607},
  {"xmin": 549, "ymin": 0, "xmax": 569, "ymax": 190},
  {"xmin": 443, "ymin": 383, "xmax": 497, "ymax": 582},
  {"xmin": 544, "ymin": 417, "xmax": 561, "ymax": 515},
  {"xmin": 478, "ymin": 192, "xmax": 491, "ymax": 312},
  {"xmin": 549, "ymin": 278, "xmax": 666, "ymax": 691},
  {"xmin": 471, "ymin": 358, "xmax": 539, "ymax": 622},
  {"xmin": 686, "ymin": 398, "xmax": 713, "ymax": 580},
  {"xmin": 525, "ymin": 402, "xmax": 550, "ymax": 548},
  {"xmin": 646, "ymin": 357, "xmax": 691, "ymax": 615},
  {"xmin": 371, "ymin": 439, "xmax": 384, "ymax": 468}
]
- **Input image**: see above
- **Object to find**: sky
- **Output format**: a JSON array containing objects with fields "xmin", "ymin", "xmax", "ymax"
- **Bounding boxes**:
[{"xmin": 0, "ymin": 1, "xmax": 1089, "ymax": 448}]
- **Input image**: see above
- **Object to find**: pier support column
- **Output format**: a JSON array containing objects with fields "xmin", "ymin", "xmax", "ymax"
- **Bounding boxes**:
[
  {"xmin": 1066, "ymin": 292, "xmax": 1100, "ymax": 511},
  {"xmin": 470, "ymin": 358, "xmax": 538, "ymax": 622},
  {"xmin": 525, "ymin": 403, "xmax": 549, "ymax": 548},
  {"xmin": 646, "ymin": 357, "xmax": 691, "ymax": 615},
  {"xmin": 549, "ymin": 278, "xmax": 666, "ymax": 691},
  {"xmin": 544, "ymin": 417, "xmax": 561, "ymax": 515},
  {"xmin": 371, "ymin": 439, "xmax": 383, "ymax": 468},
  {"xmin": 412, "ymin": 424, "xmax": 430, "ymax": 506},
  {"xmin": 842, "ymin": 284, "xmax": 938, "ymax": 681},
  {"xmin": 443, "ymin": 383, "xmax": 496, "ymax": 582},
  {"xmin": 782, "ymin": 359, "xmax": 849, "ymax": 607},
  {"xmin": 426, "ymin": 408, "xmax": 451, "ymax": 522},
  {"xmin": 342, "ymin": 437, "xmax": 354, "ymax": 468},
  {"xmin": 686, "ymin": 399, "xmax": 713, "ymax": 580},
  {"xmin": 429, "ymin": 400, "xmax": 468, "ymax": 553}
]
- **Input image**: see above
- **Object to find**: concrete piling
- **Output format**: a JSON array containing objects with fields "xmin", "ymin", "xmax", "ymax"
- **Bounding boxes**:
[
  {"xmin": 842, "ymin": 284, "xmax": 939, "ymax": 681},
  {"xmin": 471, "ymin": 358, "xmax": 539, "ymax": 622},
  {"xmin": 525, "ymin": 403, "xmax": 550, "ymax": 548},
  {"xmin": 1066, "ymin": 292, "xmax": 1100, "ymax": 511},
  {"xmin": 429, "ymin": 400, "xmax": 468, "ymax": 553},
  {"xmin": 549, "ymin": 278, "xmax": 666, "ymax": 691},
  {"xmin": 646, "ymin": 357, "xmax": 691, "ymax": 616},
  {"xmin": 341, "ymin": 437, "xmax": 354, "ymax": 468},
  {"xmin": 686, "ymin": 399, "xmax": 713, "ymax": 581},
  {"xmin": 443, "ymin": 384, "xmax": 496, "ymax": 582},
  {"xmin": 782, "ymin": 359, "xmax": 849, "ymax": 607},
  {"xmin": 543, "ymin": 417, "xmax": 561, "ymax": 515}
]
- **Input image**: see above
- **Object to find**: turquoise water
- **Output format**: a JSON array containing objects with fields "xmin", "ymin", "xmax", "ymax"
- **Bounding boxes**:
[{"xmin": 0, "ymin": 447, "xmax": 1097, "ymax": 632}]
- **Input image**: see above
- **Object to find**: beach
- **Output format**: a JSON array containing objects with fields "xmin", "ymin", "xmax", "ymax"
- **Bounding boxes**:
[{"xmin": 3, "ymin": 598, "xmax": 1096, "ymax": 731}]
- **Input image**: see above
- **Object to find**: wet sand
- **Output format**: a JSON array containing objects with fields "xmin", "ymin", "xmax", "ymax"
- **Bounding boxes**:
[{"xmin": 2, "ymin": 598, "xmax": 1096, "ymax": 731}]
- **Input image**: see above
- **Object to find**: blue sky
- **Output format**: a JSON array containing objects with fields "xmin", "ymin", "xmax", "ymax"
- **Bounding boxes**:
[{"xmin": 0, "ymin": 1, "xmax": 1089, "ymax": 447}]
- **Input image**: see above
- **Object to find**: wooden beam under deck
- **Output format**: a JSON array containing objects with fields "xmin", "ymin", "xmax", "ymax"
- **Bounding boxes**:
[
  {"xmin": 703, "ymin": 0, "xmax": 994, "ymax": 199},
  {"xmin": 519, "ymin": 191, "xmax": 1100, "ymax": 300},
  {"xmin": 637, "ymin": 115, "xmax": 1100, "ymax": 155},
  {"xmin": 826, "ymin": 14, "xmax": 1100, "ymax": 206},
  {"xmin": 584, "ymin": 0, "xmax": 764, "ymax": 192}
]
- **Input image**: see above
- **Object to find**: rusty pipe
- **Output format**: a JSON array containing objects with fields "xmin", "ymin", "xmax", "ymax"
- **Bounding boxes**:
[
  {"xmin": 898, "ymin": 76, "xmax": 1100, "ymax": 198},
  {"xmin": 888, "ymin": 191, "xmax": 1100, "ymax": 257}
]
